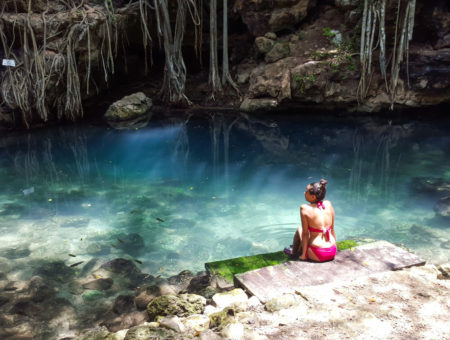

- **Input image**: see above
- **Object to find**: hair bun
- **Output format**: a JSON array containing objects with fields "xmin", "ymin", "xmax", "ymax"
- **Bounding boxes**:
[{"xmin": 319, "ymin": 179, "xmax": 328, "ymax": 187}]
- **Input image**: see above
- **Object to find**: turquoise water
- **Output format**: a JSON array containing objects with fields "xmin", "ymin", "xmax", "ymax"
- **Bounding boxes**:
[{"xmin": 0, "ymin": 112, "xmax": 449, "ymax": 279}]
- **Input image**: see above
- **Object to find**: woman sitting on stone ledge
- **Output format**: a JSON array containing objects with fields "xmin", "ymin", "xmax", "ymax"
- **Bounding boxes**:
[{"xmin": 285, "ymin": 179, "xmax": 337, "ymax": 262}]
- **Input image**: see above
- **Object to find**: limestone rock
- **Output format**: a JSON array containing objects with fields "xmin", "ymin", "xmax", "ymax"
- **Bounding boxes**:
[
  {"xmin": 209, "ymin": 307, "xmax": 236, "ymax": 329},
  {"xmin": 221, "ymin": 322, "xmax": 244, "ymax": 340},
  {"xmin": 146, "ymin": 294, "xmax": 205, "ymax": 321},
  {"xmin": 212, "ymin": 288, "xmax": 248, "ymax": 310},
  {"xmin": 101, "ymin": 311, "xmax": 148, "ymax": 333},
  {"xmin": 27, "ymin": 276, "xmax": 55, "ymax": 302},
  {"xmin": 199, "ymin": 330, "xmax": 222, "ymax": 340},
  {"xmin": 124, "ymin": 325, "xmax": 177, "ymax": 340},
  {"xmin": 265, "ymin": 293, "xmax": 303, "ymax": 312},
  {"xmin": 264, "ymin": 32, "xmax": 277, "ymax": 40},
  {"xmin": 247, "ymin": 296, "xmax": 262, "ymax": 309},
  {"xmin": 83, "ymin": 278, "xmax": 114, "ymax": 291},
  {"xmin": 240, "ymin": 98, "xmax": 278, "ymax": 112},
  {"xmin": 255, "ymin": 37, "xmax": 275, "ymax": 55},
  {"xmin": 101, "ymin": 258, "xmax": 140, "ymax": 275},
  {"xmin": 104, "ymin": 92, "xmax": 152, "ymax": 122},
  {"xmin": 160, "ymin": 315, "xmax": 185, "ymax": 332},
  {"xmin": 113, "ymin": 294, "xmax": 136, "ymax": 314},
  {"xmin": 269, "ymin": 0, "xmax": 310, "ymax": 32},
  {"xmin": 434, "ymin": 196, "xmax": 450, "ymax": 218},
  {"xmin": 265, "ymin": 43, "xmax": 290, "ymax": 63},
  {"xmin": 182, "ymin": 314, "xmax": 210, "ymax": 333}
]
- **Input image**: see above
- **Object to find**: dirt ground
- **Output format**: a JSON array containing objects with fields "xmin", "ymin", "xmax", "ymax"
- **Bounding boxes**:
[{"xmin": 255, "ymin": 265, "xmax": 450, "ymax": 340}]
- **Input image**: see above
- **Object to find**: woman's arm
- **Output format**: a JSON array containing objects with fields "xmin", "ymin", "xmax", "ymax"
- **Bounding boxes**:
[
  {"xmin": 299, "ymin": 205, "xmax": 309, "ymax": 260},
  {"xmin": 330, "ymin": 202, "xmax": 336, "ymax": 242}
]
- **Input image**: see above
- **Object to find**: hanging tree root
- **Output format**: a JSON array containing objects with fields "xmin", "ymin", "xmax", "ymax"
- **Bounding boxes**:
[
  {"xmin": 0, "ymin": 0, "xmax": 127, "ymax": 127},
  {"xmin": 358, "ymin": 0, "xmax": 416, "ymax": 109}
]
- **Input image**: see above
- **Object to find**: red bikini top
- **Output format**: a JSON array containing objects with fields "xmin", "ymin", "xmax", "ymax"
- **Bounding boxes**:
[{"xmin": 309, "ymin": 226, "xmax": 332, "ymax": 241}]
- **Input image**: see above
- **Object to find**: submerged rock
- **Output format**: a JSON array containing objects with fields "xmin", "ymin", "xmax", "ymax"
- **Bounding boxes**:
[
  {"xmin": 434, "ymin": 196, "xmax": 450, "ymax": 218},
  {"xmin": 113, "ymin": 294, "xmax": 135, "ymax": 314},
  {"xmin": 0, "ymin": 245, "xmax": 30, "ymax": 259},
  {"xmin": 124, "ymin": 325, "xmax": 177, "ymax": 340},
  {"xmin": 146, "ymin": 294, "xmax": 205, "ymax": 321},
  {"xmin": 33, "ymin": 261, "xmax": 75, "ymax": 283},
  {"xmin": 82, "ymin": 278, "xmax": 114, "ymax": 291},
  {"xmin": 411, "ymin": 177, "xmax": 450, "ymax": 196},
  {"xmin": 101, "ymin": 258, "xmax": 140, "ymax": 275},
  {"xmin": 101, "ymin": 311, "xmax": 148, "ymax": 333}
]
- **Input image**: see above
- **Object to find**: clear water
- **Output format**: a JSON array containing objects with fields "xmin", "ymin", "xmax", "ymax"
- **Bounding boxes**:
[{"xmin": 0, "ymin": 112, "xmax": 449, "ymax": 279}]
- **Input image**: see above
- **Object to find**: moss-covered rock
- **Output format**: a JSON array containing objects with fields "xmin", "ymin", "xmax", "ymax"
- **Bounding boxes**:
[
  {"xmin": 82, "ymin": 290, "xmax": 105, "ymax": 302},
  {"xmin": 336, "ymin": 239, "xmax": 359, "ymax": 251},
  {"xmin": 146, "ymin": 294, "xmax": 205, "ymax": 321},
  {"xmin": 124, "ymin": 325, "xmax": 178, "ymax": 340},
  {"xmin": 209, "ymin": 307, "xmax": 235, "ymax": 329}
]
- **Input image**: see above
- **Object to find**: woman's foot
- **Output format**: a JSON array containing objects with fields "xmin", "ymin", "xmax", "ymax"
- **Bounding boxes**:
[{"xmin": 284, "ymin": 245, "xmax": 298, "ymax": 256}]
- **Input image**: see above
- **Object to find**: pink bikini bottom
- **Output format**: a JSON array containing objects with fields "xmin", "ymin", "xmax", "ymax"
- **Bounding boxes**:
[{"xmin": 307, "ymin": 244, "xmax": 337, "ymax": 262}]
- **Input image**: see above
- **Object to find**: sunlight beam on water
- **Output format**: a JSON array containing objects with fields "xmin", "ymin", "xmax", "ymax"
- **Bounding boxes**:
[{"xmin": 0, "ymin": 113, "xmax": 449, "ymax": 278}]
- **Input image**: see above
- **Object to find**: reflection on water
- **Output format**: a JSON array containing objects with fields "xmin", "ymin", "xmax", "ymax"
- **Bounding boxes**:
[{"xmin": 0, "ymin": 112, "xmax": 449, "ymax": 279}]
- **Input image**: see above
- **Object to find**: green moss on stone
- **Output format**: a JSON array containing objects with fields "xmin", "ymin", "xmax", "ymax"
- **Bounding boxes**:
[
  {"xmin": 205, "ymin": 251, "xmax": 289, "ymax": 283},
  {"xmin": 337, "ymin": 239, "xmax": 359, "ymax": 251}
]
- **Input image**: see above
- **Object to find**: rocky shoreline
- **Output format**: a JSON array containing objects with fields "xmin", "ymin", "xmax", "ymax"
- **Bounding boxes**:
[{"xmin": 1, "ymin": 251, "xmax": 449, "ymax": 340}]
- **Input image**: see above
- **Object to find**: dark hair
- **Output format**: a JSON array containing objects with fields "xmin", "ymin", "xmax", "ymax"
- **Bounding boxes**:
[{"xmin": 308, "ymin": 179, "xmax": 328, "ymax": 202}]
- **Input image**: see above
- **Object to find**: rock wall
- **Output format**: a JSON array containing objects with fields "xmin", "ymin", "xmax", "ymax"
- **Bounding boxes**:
[
  {"xmin": 235, "ymin": 0, "xmax": 450, "ymax": 113},
  {"xmin": 1, "ymin": 0, "xmax": 449, "ymax": 129}
]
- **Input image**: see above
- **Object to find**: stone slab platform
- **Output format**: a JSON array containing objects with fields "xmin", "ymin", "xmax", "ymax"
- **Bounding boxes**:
[{"xmin": 234, "ymin": 241, "xmax": 426, "ymax": 303}]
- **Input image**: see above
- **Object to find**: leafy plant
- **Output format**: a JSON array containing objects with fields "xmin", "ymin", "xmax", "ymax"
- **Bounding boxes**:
[{"xmin": 323, "ymin": 27, "xmax": 336, "ymax": 41}]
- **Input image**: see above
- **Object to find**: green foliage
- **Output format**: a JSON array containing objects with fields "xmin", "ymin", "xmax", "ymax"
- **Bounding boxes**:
[
  {"xmin": 337, "ymin": 239, "xmax": 359, "ymax": 251},
  {"xmin": 294, "ymin": 74, "xmax": 316, "ymax": 94},
  {"xmin": 323, "ymin": 27, "xmax": 336, "ymax": 41}
]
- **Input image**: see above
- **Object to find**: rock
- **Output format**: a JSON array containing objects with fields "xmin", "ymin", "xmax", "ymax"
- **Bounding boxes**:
[
  {"xmin": 264, "ymin": 32, "xmax": 277, "ymax": 40},
  {"xmin": 265, "ymin": 43, "xmax": 290, "ymax": 63},
  {"xmin": 265, "ymin": 293, "xmax": 302, "ymax": 312},
  {"xmin": 335, "ymin": 0, "xmax": 359, "ymax": 10},
  {"xmin": 182, "ymin": 314, "xmax": 210, "ymax": 333},
  {"xmin": 160, "ymin": 315, "xmax": 185, "ymax": 332},
  {"xmin": 101, "ymin": 311, "xmax": 148, "ymax": 333},
  {"xmin": 83, "ymin": 278, "xmax": 114, "ymax": 291},
  {"xmin": 27, "ymin": 276, "xmax": 55, "ymax": 302},
  {"xmin": 411, "ymin": 177, "xmax": 450, "ymax": 195},
  {"xmin": 101, "ymin": 258, "xmax": 140, "ymax": 275},
  {"xmin": 437, "ymin": 263, "xmax": 450, "ymax": 279},
  {"xmin": 234, "ymin": 0, "xmax": 315, "ymax": 36},
  {"xmin": 73, "ymin": 328, "xmax": 114, "ymax": 340},
  {"xmin": 255, "ymin": 37, "xmax": 275, "ymax": 55},
  {"xmin": 221, "ymin": 322, "xmax": 244, "ymax": 340},
  {"xmin": 135, "ymin": 285, "xmax": 160, "ymax": 310},
  {"xmin": 268, "ymin": 0, "xmax": 310, "ymax": 32},
  {"xmin": 0, "ymin": 292, "xmax": 12, "ymax": 306},
  {"xmin": 33, "ymin": 261, "xmax": 75, "ymax": 283},
  {"xmin": 434, "ymin": 196, "xmax": 450, "ymax": 218},
  {"xmin": 167, "ymin": 270, "xmax": 194, "ymax": 289},
  {"xmin": 209, "ymin": 307, "xmax": 235, "ymax": 329},
  {"xmin": 0, "ymin": 245, "xmax": 30, "ymax": 259},
  {"xmin": 186, "ymin": 275, "xmax": 211, "ymax": 294},
  {"xmin": 146, "ymin": 294, "xmax": 205, "ymax": 321},
  {"xmin": 124, "ymin": 325, "xmax": 177, "ymax": 340},
  {"xmin": 82, "ymin": 290, "xmax": 105, "ymax": 302},
  {"xmin": 247, "ymin": 296, "xmax": 262, "ymax": 309},
  {"xmin": 113, "ymin": 294, "xmax": 135, "ymax": 314},
  {"xmin": 104, "ymin": 92, "xmax": 152, "ymax": 122},
  {"xmin": 212, "ymin": 288, "xmax": 249, "ymax": 310},
  {"xmin": 240, "ymin": 98, "xmax": 278, "ymax": 112}
]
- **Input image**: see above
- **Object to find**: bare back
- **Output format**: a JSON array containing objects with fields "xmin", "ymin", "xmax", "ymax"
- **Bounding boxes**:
[{"xmin": 300, "ymin": 200, "xmax": 335, "ymax": 248}]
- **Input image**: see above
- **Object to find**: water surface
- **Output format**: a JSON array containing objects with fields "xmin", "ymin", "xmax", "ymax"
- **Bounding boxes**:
[{"xmin": 0, "ymin": 112, "xmax": 449, "ymax": 279}]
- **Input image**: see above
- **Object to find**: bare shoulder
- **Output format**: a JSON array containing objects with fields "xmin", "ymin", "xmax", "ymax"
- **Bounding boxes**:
[
  {"xmin": 324, "ymin": 200, "xmax": 334, "ymax": 211},
  {"xmin": 300, "ymin": 204, "xmax": 310, "ymax": 214}
]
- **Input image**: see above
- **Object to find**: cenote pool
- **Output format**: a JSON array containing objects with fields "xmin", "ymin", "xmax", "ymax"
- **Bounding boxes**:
[{"xmin": 0, "ymin": 112, "xmax": 449, "ymax": 279}]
